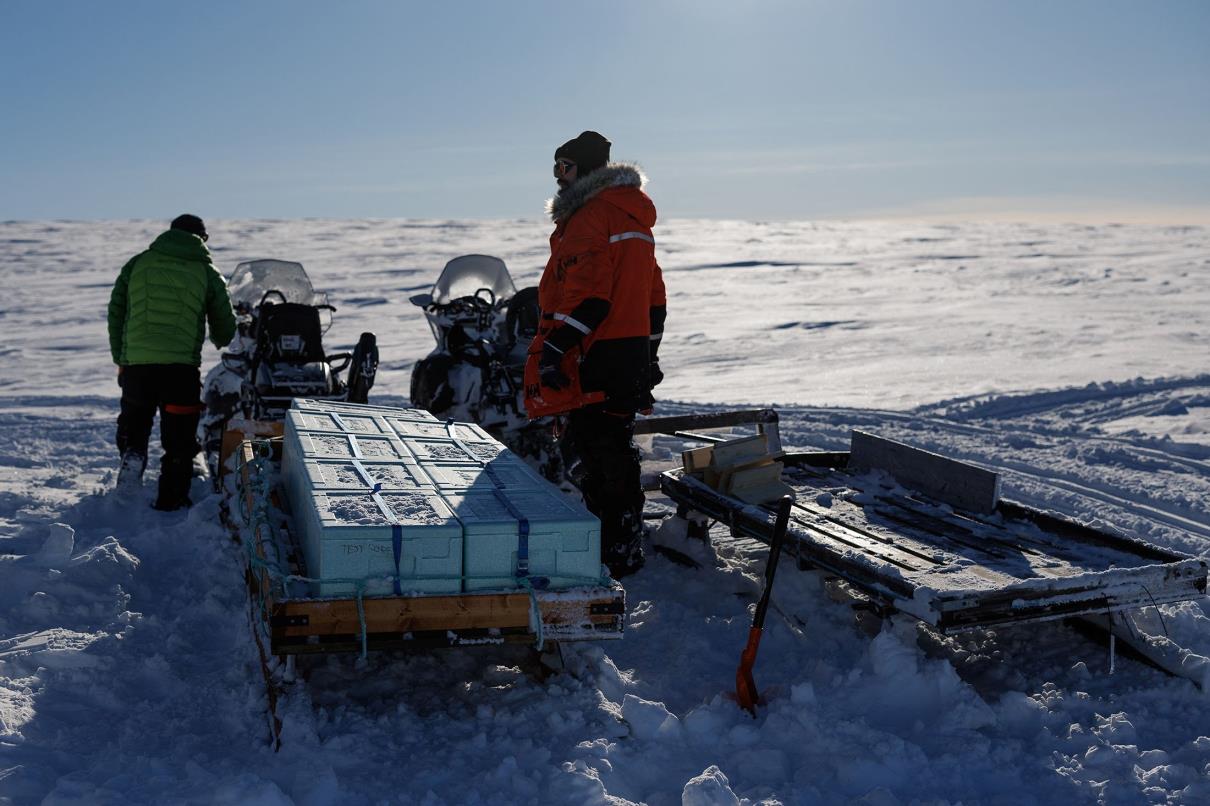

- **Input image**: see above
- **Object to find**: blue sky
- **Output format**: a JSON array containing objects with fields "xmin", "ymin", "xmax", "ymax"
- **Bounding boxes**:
[{"xmin": 2, "ymin": 0, "xmax": 1208, "ymax": 222}]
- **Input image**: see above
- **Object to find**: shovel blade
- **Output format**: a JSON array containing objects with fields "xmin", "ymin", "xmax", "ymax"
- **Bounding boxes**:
[{"xmin": 735, "ymin": 626, "xmax": 763, "ymax": 714}]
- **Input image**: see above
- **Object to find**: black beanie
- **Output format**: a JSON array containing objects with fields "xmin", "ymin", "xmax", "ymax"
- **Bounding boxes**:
[
  {"xmin": 554, "ymin": 131, "xmax": 611, "ymax": 176},
  {"xmin": 170, "ymin": 213, "xmax": 208, "ymax": 240}
]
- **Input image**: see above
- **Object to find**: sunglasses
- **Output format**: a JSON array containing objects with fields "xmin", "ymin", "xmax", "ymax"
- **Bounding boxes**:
[{"xmin": 553, "ymin": 158, "xmax": 577, "ymax": 178}]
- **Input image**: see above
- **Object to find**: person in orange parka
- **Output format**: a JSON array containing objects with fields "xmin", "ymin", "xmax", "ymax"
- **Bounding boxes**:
[{"xmin": 523, "ymin": 130, "xmax": 667, "ymax": 578}]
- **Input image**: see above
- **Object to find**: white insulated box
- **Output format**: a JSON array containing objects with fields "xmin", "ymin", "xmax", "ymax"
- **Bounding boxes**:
[
  {"xmin": 404, "ymin": 437, "xmax": 508, "ymax": 465},
  {"xmin": 289, "ymin": 429, "xmax": 410, "ymax": 462},
  {"xmin": 293, "ymin": 398, "xmax": 439, "ymax": 421},
  {"xmin": 281, "ymin": 399, "xmax": 601, "ymax": 596},
  {"xmin": 422, "ymin": 459, "xmax": 545, "ymax": 494},
  {"xmin": 290, "ymin": 489, "xmax": 463, "ymax": 597},
  {"xmin": 301, "ymin": 459, "xmax": 432, "ymax": 492},
  {"xmin": 290, "ymin": 409, "xmax": 386, "ymax": 434},
  {"xmin": 443, "ymin": 490, "xmax": 601, "ymax": 591}
]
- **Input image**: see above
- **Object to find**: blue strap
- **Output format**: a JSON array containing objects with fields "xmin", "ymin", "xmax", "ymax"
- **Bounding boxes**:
[
  {"xmin": 489, "ymin": 484, "xmax": 531, "ymax": 578},
  {"xmin": 346, "ymin": 433, "xmax": 363, "ymax": 459},
  {"xmin": 331, "ymin": 412, "xmax": 350, "ymax": 432},
  {"xmin": 446, "ymin": 420, "xmax": 534, "ymax": 581},
  {"xmin": 391, "ymin": 523, "xmax": 403, "ymax": 595}
]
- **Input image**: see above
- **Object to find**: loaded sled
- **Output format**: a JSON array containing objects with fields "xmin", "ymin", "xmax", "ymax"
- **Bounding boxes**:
[
  {"xmin": 219, "ymin": 399, "xmax": 624, "ymax": 746},
  {"xmin": 638, "ymin": 410, "xmax": 1210, "ymax": 688}
]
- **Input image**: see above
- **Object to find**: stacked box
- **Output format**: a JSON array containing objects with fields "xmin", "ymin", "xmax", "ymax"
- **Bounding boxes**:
[
  {"xmin": 281, "ymin": 399, "xmax": 601, "ymax": 596},
  {"xmin": 292, "ymin": 489, "xmax": 462, "ymax": 596},
  {"xmin": 283, "ymin": 405, "xmax": 458, "ymax": 597},
  {"xmin": 422, "ymin": 459, "xmax": 545, "ymax": 494},
  {"xmin": 404, "ymin": 437, "xmax": 508, "ymax": 465},
  {"xmin": 293, "ymin": 398, "xmax": 439, "ymax": 421},
  {"xmin": 443, "ymin": 490, "xmax": 601, "ymax": 590}
]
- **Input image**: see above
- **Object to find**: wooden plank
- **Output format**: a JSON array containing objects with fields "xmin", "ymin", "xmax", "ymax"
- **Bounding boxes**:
[
  {"xmin": 729, "ymin": 462, "xmax": 795, "ymax": 505},
  {"xmin": 711, "ymin": 433, "xmax": 770, "ymax": 470},
  {"xmin": 849, "ymin": 430, "xmax": 1001, "ymax": 514},
  {"xmin": 274, "ymin": 593, "xmax": 535, "ymax": 636},
  {"xmin": 270, "ymin": 588, "xmax": 625, "ymax": 638}
]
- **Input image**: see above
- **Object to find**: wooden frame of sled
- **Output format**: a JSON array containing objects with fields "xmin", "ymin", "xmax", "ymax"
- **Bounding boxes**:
[{"xmin": 226, "ymin": 435, "xmax": 624, "ymax": 659}]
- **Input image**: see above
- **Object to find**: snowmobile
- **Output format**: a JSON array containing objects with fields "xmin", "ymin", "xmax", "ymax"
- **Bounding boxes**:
[
  {"xmin": 200, "ymin": 259, "xmax": 379, "ymax": 481},
  {"xmin": 408, "ymin": 254, "xmax": 560, "ymax": 480}
]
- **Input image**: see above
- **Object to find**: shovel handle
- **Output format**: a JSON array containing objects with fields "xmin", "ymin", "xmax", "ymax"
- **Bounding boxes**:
[{"xmin": 752, "ymin": 495, "xmax": 793, "ymax": 630}]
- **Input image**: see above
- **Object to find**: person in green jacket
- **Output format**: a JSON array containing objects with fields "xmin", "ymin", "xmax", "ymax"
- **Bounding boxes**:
[{"xmin": 108, "ymin": 214, "xmax": 237, "ymax": 510}]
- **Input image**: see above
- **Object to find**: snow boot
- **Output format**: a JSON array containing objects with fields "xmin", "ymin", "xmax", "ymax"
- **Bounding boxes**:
[
  {"xmin": 153, "ymin": 455, "xmax": 194, "ymax": 511},
  {"xmin": 151, "ymin": 495, "xmax": 193, "ymax": 512},
  {"xmin": 604, "ymin": 513, "xmax": 647, "ymax": 578},
  {"xmin": 116, "ymin": 450, "xmax": 146, "ymax": 496},
  {"xmin": 605, "ymin": 540, "xmax": 646, "ymax": 579}
]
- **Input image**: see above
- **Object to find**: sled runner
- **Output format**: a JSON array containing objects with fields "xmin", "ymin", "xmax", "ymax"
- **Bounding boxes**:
[{"xmin": 647, "ymin": 413, "xmax": 1209, "ymax": 687}]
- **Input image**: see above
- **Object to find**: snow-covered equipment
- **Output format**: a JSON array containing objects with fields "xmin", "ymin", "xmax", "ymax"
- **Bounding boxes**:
[
  {"xmin": 279, "ymin": 398, "xmax": 603, "ymax": 597},
  {"xmin": 200, "ymin": 259, "xmax": 379, "ymax": 481},
  {"xmin": 639, "ymin": 411, "xmax": 1210, "ymax": 688},
  {"xmin": 223, "ymin": 397, "xmax": 625, "ymax": 748},
  {"xmin": 735, "ymin": 494, "xmax": 792, "ymax": 715},
  {"xmin": 408, "ymin": 255, "xmax": 561, "ymax": 481}
]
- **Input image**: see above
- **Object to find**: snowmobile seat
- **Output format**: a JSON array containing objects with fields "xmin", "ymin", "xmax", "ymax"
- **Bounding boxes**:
[
  {"xmin": 504, "ymin": 286, "xmax": 540, "ymax": 348},
  {"xmin": 257, "ymin": 301, "xmax": 327, "ymax": 365}
]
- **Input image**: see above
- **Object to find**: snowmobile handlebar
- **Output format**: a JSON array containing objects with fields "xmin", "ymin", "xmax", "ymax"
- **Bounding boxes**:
[
  {"xmin": 326, "ymin": 352, "xmax": 352, "ymax": 373},
  {"xmin": 258, "ymin": 289, "xmax": 289, "ymax": 308}
]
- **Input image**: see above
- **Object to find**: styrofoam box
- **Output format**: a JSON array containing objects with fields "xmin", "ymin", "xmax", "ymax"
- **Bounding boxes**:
[
  {"xmin": 281, "ymin": 399, "xmax": 599, "ymax": 595},
  {"xmin": 404, "ymin": 437, "xmax": 508, "ymax": 465},
  {"xmin": 290, "ymin": 431, "xmax": 409, "ymax": 462},
  {"xmin": 288, "ymin": 408, "xmax": 385, "ymax": 434},
  {"xmin": 442, "ymin": 490, "xmax": 601, "ymax": 591},
  {"xmin": 422, "ymin": 459, "xmax": 545, "ymax": 494},
  {"xmin": 384, "ymin": 418, "xmax": 457, "ymax": 439},
  {"xmin": 289, "ymin": 489, "xmax": 463, "ymax": 597},
  {"xmin": 443, "ymin": 422, "xmax": 495, "ymax": 443},
  {"xmin": 297, "ymin": 399, "xmax": 438, "ymax": 421},
  {"xmin": 301, "ymin": 458, "xmax": 432, "ymax": 492},
  {"xmin": 385, "ymin": 418, "xmax": 495, "ymax": 442}
]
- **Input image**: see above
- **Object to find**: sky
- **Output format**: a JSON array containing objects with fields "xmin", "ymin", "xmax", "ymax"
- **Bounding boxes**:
[{"xmin": 2, "ymin": 0, "xmax": 1208, "ymax": 223}]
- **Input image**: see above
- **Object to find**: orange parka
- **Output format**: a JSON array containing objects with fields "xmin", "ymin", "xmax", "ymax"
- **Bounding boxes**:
[{"xmin": 524, "ymin": 163, "xmax": 666, "ymax": 417}]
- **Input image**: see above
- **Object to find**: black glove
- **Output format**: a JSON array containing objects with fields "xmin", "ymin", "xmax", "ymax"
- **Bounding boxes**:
[
  {"xmin": 650, "ymin": 361, "xmax": 664, "ymax": 388},
  {"xmin": 539, "ymin": 343, "xmax": 570, "ymax": 391}
]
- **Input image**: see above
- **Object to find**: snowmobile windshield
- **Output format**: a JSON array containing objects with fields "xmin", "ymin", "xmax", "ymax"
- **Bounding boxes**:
[
  {"xmin": 429, "ymin": 255, "xmax": 516, "ymax": 306},
  {"xmin": 227, "ymin": 260, "xmax": 329, "ymax": 309}
]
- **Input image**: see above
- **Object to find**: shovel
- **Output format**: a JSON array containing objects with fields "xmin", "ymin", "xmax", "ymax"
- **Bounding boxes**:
[{"xmin": 735, "ymin": 494, "xmax": 794, "ymax": 715}]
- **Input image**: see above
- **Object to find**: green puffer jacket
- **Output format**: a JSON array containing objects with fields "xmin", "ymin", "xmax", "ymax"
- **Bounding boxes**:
[{"xmin": 108, "ymin": 229, "xmax": 237, "ymax": 366}]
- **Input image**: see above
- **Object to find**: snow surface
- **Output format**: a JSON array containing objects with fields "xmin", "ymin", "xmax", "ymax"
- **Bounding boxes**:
[{"xmin": 1, "ymin": 218, "xmax": 1209, "ymax": 804}]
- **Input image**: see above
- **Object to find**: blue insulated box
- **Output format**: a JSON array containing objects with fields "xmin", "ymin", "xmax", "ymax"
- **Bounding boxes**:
[{"xmin": 443, "ymin": 489, "xmax": 601, "ymax": 591}]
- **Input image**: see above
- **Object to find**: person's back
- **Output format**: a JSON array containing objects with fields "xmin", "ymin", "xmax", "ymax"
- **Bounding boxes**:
[{"xmin": 108, "ymin": 214, "xmax": 236, "ymax": 510}]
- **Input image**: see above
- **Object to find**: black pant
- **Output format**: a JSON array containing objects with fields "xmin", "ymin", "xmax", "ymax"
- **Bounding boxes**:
[
  {"xmin": 561, "ymin": 405, "xmax": 645, "ymax": 567},
  {"xmin": 116, "ymin": 364, "xmax": 202, "ymax": 505}
]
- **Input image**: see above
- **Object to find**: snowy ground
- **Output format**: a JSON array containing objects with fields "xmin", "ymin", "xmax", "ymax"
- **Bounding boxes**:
[{"xmin": 1, "ymin": 218, "xmax": 1208, "ymax": 804}]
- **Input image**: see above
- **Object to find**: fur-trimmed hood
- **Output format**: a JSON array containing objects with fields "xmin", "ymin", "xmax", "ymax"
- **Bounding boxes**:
[{"xmin": 546, "ymin": 162, "xmax": 650, "ymax": 223}]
